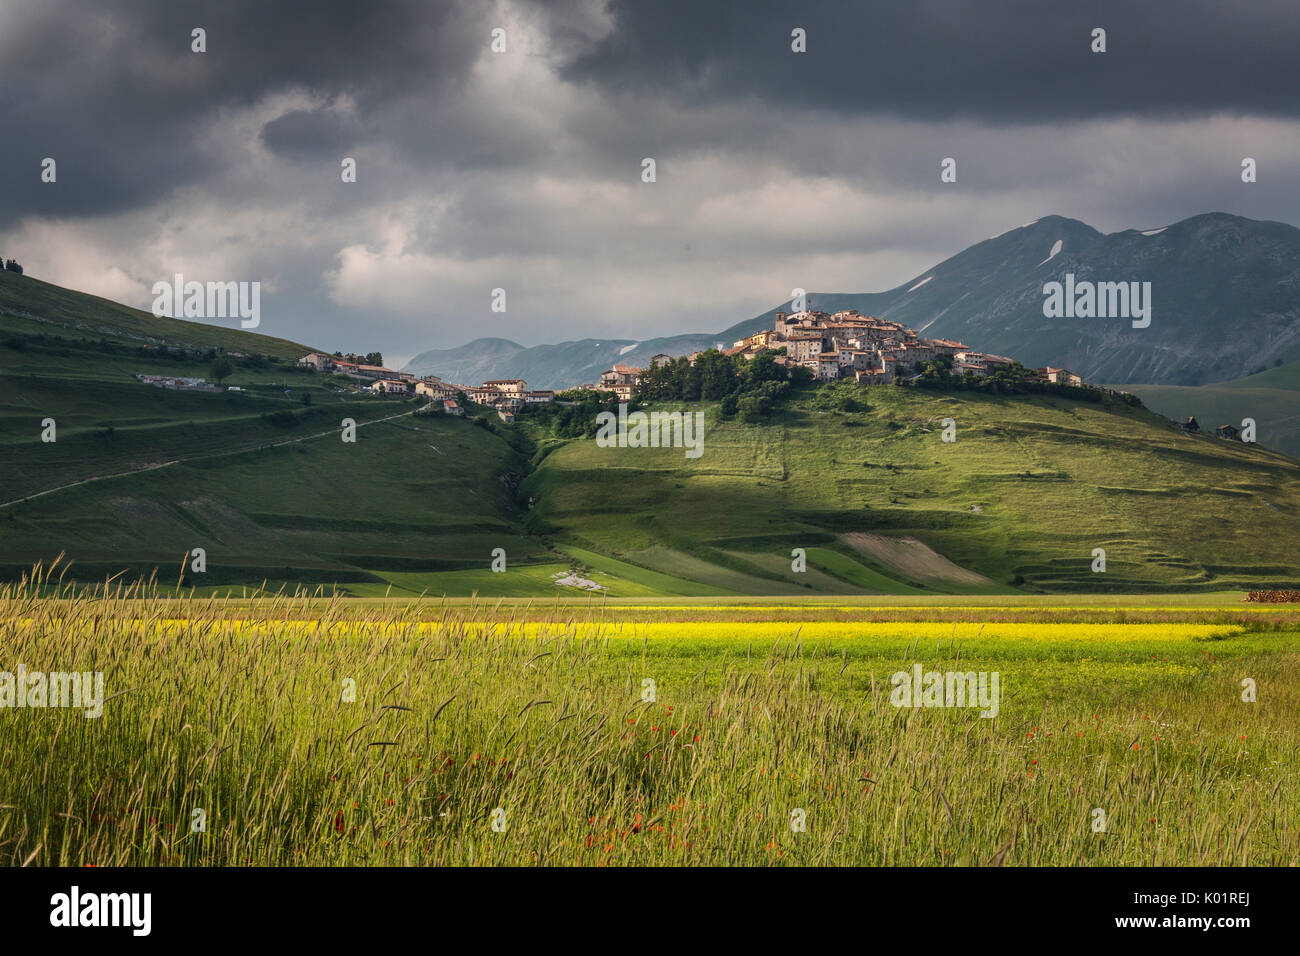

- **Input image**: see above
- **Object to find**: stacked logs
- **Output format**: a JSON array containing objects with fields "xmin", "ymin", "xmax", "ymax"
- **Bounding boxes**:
[{"xmin": 1245, "ymin": 590, "xmax": 1300, "ymax": 603}]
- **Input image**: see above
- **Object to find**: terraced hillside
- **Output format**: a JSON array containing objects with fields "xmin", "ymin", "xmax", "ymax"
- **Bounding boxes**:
[{"xmin": 523, "ymin": 383, "xmax": 1300, "ymax": 592}]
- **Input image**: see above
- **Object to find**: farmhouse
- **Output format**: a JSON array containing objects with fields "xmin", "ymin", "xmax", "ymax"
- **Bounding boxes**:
[
  {"xmin": 598, "ymin": 364, "xmax": 644, "ymax": 402},
  {"xmin": 1039, "ymin": 366, "xmax": 1083, "ymax": 386},
  {"xmin": 415, "ymin": 379, "xmax": 457, "ymax": 401},
  {"xmin": 600, "ymin": 364, "xmax": 643, "ymax": 388},
  {"xmin": 332, "ymin": 361, "xmax": 406, "ymax": 381},
  {"xmin": 297, "ymin": 352, "xmax": 336, "ymax": 371}
]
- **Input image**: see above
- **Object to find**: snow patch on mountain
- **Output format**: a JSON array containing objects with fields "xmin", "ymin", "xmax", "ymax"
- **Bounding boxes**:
[
  {"xmin": 618, "ymin": 342, "xmax": 639, "ymax": 356},
  {"xmin": 1038, "ymin": 239, "xmax": 1063, "ymax": 266},
  {"xmin": 906, "ymin": 275, "xmax": 934, "ymax": 293},
  {"xmin": 1141, "ymin": 228, "xmax": 1167, "ymax": 236}
]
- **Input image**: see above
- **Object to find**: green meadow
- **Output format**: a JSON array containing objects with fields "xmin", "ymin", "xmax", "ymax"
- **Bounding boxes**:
[
  {"xmin": 525, "ymin": 383, "xmax": 1300, "ymax": 594},
  {"xmin": 3, "ymin": 576, "xmax": 1296, "ymax": 867},
  {"xmin": 1124, "ymin": 360, "xmax": 1300, "ymax": 461}
]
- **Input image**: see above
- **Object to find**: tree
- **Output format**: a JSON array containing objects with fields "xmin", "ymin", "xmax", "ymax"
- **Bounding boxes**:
[
  {"xmin": 788, "ymin": 364, "xmax": 814, "ymax": 387},
  {"xmin": 364, "ymin": 352, "xmax": 384, "ymax": 367},
  {"xmin": 696, "ymin": 349, "xmax": 738, "ymax": 400},
  {"xmin": 210, "ymin": 356, "xmax": 234, "ymax": 384},
  {"xmin": 739, "ymin": 351, "xmax": 785, "ymax": 386}
]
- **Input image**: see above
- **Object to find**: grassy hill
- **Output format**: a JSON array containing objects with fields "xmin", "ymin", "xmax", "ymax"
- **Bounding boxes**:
[
  {"xmin": 0, "ymin": 268, "xmax": 313, "ymax": 361},
  {"xmin": 1122, "ymin": 360, "xmax": 1300, "ymax": 460},
  {"xmin": 523, "ymin": 383, "xmax": 1300, "ymax": 592},
  {"xmin": 0, "ymin": 268, "xmax": 554, "ymax": 591},
  {"xmin": 4, "ymin": 267, "xmax": 1299, "ymax": 595}
]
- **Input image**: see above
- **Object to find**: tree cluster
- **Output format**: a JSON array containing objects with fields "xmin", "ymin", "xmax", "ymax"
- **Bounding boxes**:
[
  {"xmin": 901, "ymin": 354, "xmax": 1135, "ymax": 405},
  {"xmin": 637, "ymin": 349, "xmax": 812, "ymax": 421},
  {"xmin": 332, "ymin": 350, "xmax": 383, "ymax": 366},
  {"xmin": 523, "ymin": 389, "xmax": 616, "ymax": 438}
]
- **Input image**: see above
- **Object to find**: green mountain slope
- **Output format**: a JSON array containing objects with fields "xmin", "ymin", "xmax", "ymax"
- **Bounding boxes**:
[
  {"xmin": 1122, "ymin": 360, "xmax": 1300, "ymax": 459},
  {"xmin": 523, "ymin": 384, "xmax": 1300, "ymax": 593},
  {"xmin": 0, "ymin": 406, "xmax": 548, "ymax": 588},
  {"xmin": 0, "ymin": 269, "xmax": 553, "ymax": 590},
  {"xmin": 0, "ymin": 268, "xmax": 315, "ymax": 360}
]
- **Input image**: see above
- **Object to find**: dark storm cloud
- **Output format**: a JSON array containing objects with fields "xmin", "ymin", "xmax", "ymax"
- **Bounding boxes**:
[
  {"xmin": 260, "ymin": 108, "xmax": 362, "ymax": 157},
  {"xmin": 560, "ymin": 0, "xmax": 1300, "ymax": 122},
  {"xmin": 3, "ymin": 0, "xmax": 1300, "ymax": 356},
  {"xmin": 0, "ymin": 0, "xmax": 485, "ymax": 227}
]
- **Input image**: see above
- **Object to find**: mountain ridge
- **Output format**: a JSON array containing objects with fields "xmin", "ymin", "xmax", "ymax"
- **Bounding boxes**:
[{"xmin": 406, "ymin": 212, "xmax": 1300, "ymax": 390}]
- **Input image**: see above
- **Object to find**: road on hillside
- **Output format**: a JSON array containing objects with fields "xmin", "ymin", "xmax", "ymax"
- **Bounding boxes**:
[{"xmin": 0, "ymin": 401, "xmax": 433, "ymax": 510}]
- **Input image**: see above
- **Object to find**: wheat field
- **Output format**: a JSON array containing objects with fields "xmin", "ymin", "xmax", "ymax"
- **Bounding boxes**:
[{"xmin": 2, "ymin": 566, "xmax": 1297, "ymax": 867}]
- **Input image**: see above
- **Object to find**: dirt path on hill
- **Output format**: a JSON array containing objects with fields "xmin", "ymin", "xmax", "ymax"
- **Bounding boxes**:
[{"xmin": 0, "ymin": 403, "xmax": 430, "ymax": 510}]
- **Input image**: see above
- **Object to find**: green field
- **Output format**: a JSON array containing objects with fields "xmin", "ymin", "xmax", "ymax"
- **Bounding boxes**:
[
  {"xmin": 4, "ymin": 578, "xmax": 1296, "ymax": 867},
  {"xmin": 0, "ymin": 402, "xmax": 551, "ymax": 585},
  {"xmin": 525, "ymin": 383, "xmax": 1300, "ymax": 593}
]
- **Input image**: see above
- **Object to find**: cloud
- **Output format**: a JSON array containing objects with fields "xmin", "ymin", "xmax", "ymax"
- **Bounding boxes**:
[
  {"xmin": 2, "ymin": 0, "xmax": 1299, "ymax": 358},
  {"xmin": 0, "ymin": 0, "xmax": 488, "ymax": 227},
  {"xmin": 560, "ymin": 0, "xmax": 1300, "ymax": 122}
]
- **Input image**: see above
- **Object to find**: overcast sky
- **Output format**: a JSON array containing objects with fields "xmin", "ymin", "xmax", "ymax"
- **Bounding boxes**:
[{"xmin": 2, "ymin": 0, "xmax": 1299, "ymax": 365}]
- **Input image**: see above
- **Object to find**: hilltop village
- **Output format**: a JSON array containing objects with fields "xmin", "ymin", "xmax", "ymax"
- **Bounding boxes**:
[
  {"xmin": 295, "ymin": 309, "xmax": 1084, "ymax": 419},
  {"xmin": 599, "ymin": 308, "xmax": 1085, "ymax": 399}
]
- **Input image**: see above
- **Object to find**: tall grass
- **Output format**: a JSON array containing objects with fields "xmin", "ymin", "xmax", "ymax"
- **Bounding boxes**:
[{"xmin": 2, "ymin": 564, "xmax": 1296, "ymax": 866}]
